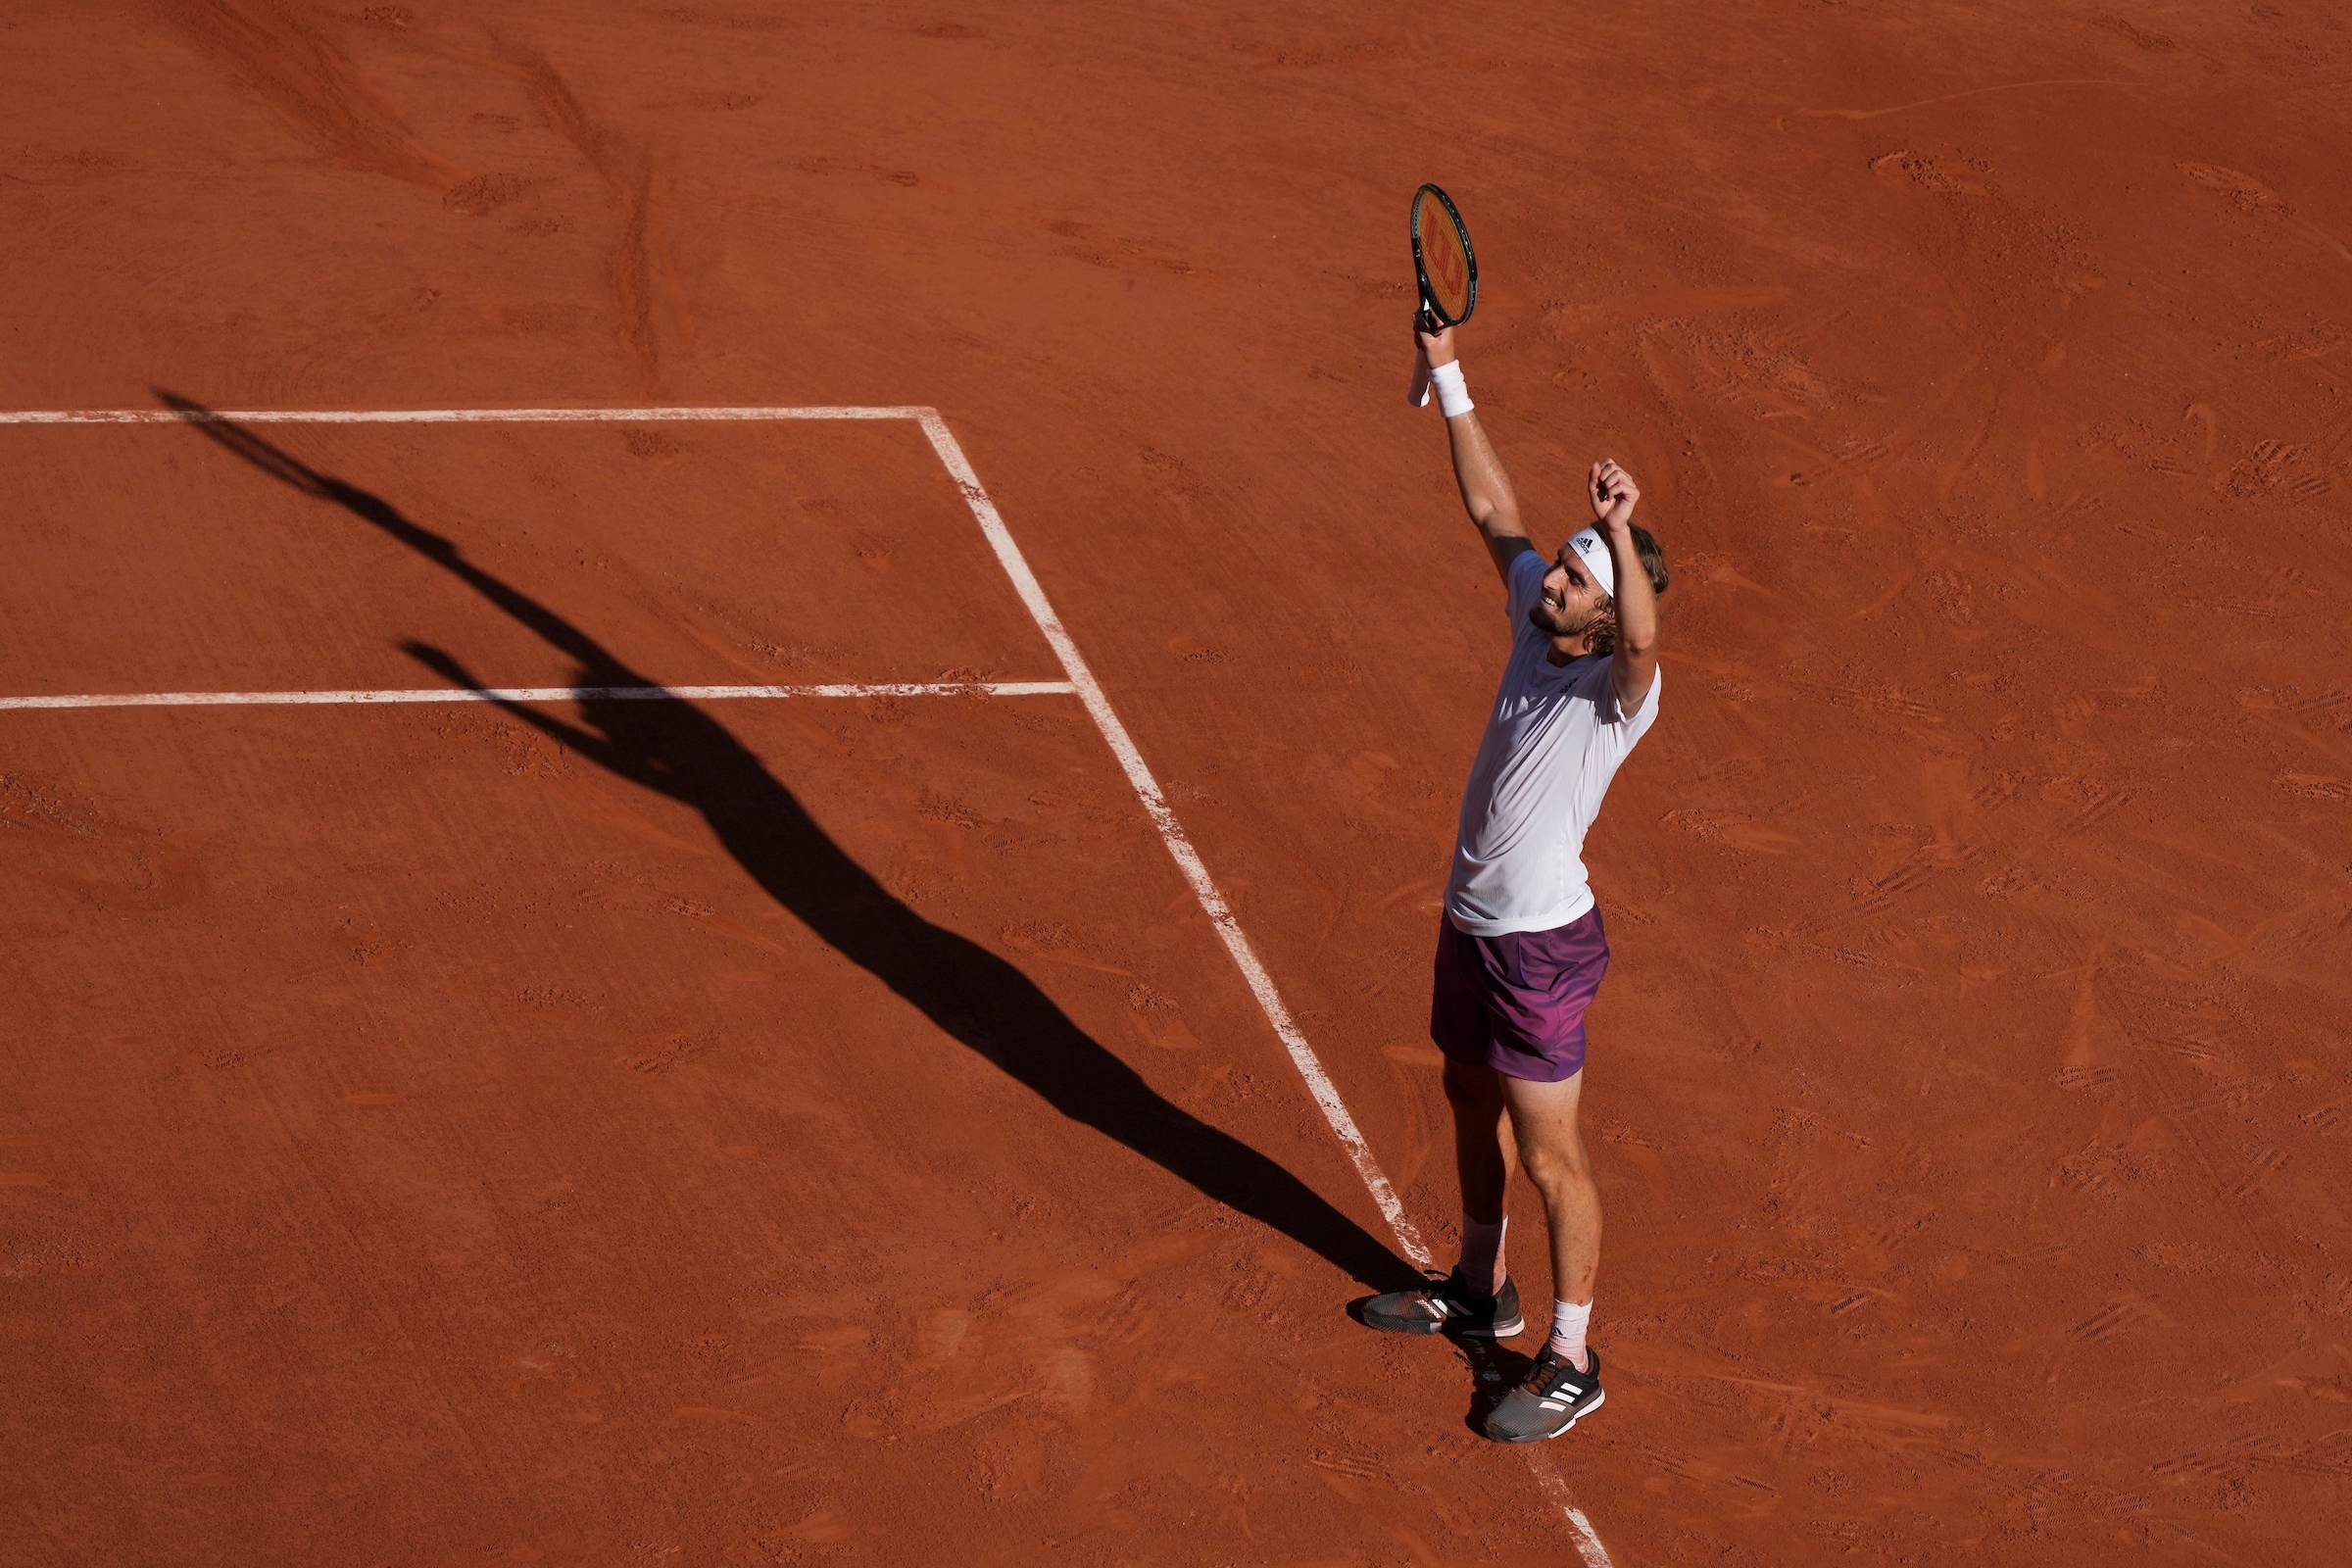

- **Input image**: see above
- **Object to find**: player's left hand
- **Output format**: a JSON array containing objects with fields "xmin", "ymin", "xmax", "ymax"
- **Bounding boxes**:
[
  {"xmin": 1416, "ymin": 318, "xmax": 1457, "ymax": 369},
  {"xmin": 1590, "ymin": 459, "xmax": 1639, "ymax": 530}
]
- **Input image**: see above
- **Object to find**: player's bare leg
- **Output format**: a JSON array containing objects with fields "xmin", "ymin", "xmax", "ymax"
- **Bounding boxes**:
[
  {"xmin": 1431, "ymin": 1058, "xmax": 1601, "ymax": 1320},
  {"xmin": 1501, "ymin": 1069, "xmax": 1601, "ymax": 1314},
  {"xmin": 1359, "ymin": 1060, "xmax": 1527, "ymax": 1338},
  {"xmin": 1445, "ymin": 1057, "xmax": 1512, "ymax": 1234},
  {"xmin": 1440, "ymin": 1060, "xmax": 1604, "ymax": 1358},
  {"xmin": 1482, "ymin": 1068, "xmax": 1607, "ymax": 1442}
]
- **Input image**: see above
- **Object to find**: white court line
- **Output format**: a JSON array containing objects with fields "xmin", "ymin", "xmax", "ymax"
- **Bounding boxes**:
[
  {"xmin": 1564, "ymin": 1507, "xmax": 1613, "ymax": 1568},
  {"xmin": 0, "ymin": 406, "xmax": 925, "ymax": 424},
  {"xmin": 1532, "ymin": 1466, "xmax": 1618, "ymax": 1568},
  {"xmin": 6, "ymin": 401, "xmax": 1610, "ymax": 1567},
  {"xmin": 0, "ymin": 681, "xmax": 1074, "ymax": 712}
]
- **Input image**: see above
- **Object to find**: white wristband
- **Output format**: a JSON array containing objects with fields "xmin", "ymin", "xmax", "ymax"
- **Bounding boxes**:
[{"xmin": 1429, "ymin": 360, "xmax": 1473, "ymax": 417}]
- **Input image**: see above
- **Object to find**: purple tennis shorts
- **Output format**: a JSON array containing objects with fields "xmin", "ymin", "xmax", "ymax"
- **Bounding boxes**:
[{"xmin": 1430, "ymin": 906, "xmax": 1611, "ymax": 1083}]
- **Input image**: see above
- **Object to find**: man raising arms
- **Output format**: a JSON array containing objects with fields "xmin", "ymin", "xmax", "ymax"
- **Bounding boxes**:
[{"xmin": 1363, "ymin": 320, "xmax": 1669, "ymax": 1445}]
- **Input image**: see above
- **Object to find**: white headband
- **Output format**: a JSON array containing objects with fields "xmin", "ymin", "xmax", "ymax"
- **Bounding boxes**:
[{"xmin": 1566, "ymin": 528, "xmax": 1616, "ymax": 600}]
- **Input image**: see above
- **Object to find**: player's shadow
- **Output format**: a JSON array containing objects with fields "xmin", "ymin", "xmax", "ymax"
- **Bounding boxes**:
[{"xmin": 158, "ymin": 391, "xmax": 1416, "ymax": 1294}]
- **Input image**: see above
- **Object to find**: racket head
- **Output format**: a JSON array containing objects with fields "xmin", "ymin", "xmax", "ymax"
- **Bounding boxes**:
[{"xmin": 1409, "ymin": 183, "xmax": 1478, "ymax": 326}]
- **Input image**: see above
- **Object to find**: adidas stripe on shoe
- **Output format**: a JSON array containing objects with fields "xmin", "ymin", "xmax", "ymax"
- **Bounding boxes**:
[{"xmin": 1483, "ymin": 1345, "xmax": 1603, "ymax": 1443}]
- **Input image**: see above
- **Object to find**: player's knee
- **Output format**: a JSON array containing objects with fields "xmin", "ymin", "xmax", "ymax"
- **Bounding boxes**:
[{"xmin": 1518, "ymin": 1139, "xmax": 1592, "ymax": 1193}]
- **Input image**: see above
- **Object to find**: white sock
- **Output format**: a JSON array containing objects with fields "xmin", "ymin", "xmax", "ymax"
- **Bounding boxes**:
[{"xmin": 1547, "ymin": 1298, "xmax": 1592, "ymax": 1371}]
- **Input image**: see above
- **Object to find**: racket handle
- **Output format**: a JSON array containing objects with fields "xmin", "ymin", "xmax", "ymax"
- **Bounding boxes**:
[{"xmin": 1409, "ymin": 301, "xmax": 1438, "ymax": 406}]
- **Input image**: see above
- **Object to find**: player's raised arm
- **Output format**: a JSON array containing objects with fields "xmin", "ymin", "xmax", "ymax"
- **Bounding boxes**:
[
  {"xmin": 1589, "ymin": 459, "xmax": 1659, "ymax": 710},
  {"xmin": 1417, "ymin": 321, "xmax": 1534, "ymax": 583}
]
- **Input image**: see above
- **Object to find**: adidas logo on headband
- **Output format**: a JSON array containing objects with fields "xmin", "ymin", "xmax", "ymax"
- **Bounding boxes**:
[{"xmin": 1567, "ymin": 528, "xmax": 1617, "ymax": 600}]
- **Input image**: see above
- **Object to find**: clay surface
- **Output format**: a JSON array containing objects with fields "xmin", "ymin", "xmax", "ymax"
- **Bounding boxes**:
[{"xmin": 3, "ymin": 3, "xmax": 2348, "ymax": 1563}]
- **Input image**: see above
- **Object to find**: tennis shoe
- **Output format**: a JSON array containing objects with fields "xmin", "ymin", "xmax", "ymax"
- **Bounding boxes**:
[
  {"xmin": 1360, "ymin": 1267, "xmax": 1524, "ymax": 1338},
  {"xmin": 1483, "ymin": 1345, "xmax": 1603, "ymax": 1443}
]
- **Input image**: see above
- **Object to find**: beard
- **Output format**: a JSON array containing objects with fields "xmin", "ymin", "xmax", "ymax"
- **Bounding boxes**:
[{"xmin": 1529, "ymin": 594, "xmax": 1615, "ymax": 648}]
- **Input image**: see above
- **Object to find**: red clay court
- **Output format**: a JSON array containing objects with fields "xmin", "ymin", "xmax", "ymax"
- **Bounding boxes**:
[{"xmin": 4, "ymin": 5, "xmax": 2348, "ymax": 1564}]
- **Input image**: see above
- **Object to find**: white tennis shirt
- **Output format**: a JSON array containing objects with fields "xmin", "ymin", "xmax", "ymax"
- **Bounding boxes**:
[{"xmin": 1445, "ymin": 548, "xmax": 1663, "ymax": 937}]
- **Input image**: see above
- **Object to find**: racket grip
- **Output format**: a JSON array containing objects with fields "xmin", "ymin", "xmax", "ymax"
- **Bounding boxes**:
[{"xmin": 1410, "ymin": 301, "xmax": 1438, "ymax": 405}]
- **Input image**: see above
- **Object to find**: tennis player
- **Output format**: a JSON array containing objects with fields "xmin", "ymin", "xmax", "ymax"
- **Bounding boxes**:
[{"xmin": 1363, "ymin": 320, "xmax": 1668, "ymax": 1445}]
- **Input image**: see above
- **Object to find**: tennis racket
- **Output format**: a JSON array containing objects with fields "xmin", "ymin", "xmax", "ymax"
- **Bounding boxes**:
[{"xmin": 1407, "ymin": 183, "xmax": 1479, "ymax": 408}]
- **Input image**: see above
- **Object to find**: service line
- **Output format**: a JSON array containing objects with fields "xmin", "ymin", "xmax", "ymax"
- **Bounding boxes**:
[{"xmin": 0, "ymin": 681, "xmax": 1074, "ymax": 712}]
